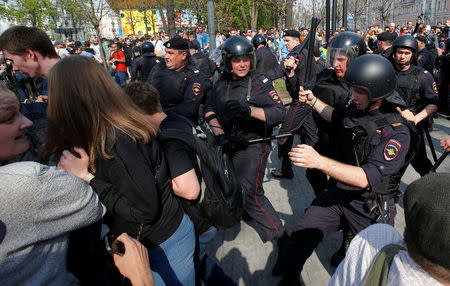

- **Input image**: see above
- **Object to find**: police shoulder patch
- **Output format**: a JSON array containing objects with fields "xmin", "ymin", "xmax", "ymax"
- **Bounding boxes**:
[
  {"xmin": 383, "ymin": 139, "xmax": 402, "ymax": 161},
  {"xmin": 193, "ymin": 82, "xmax": 201, "ymax": 96},
  {"xmin": 269, "ymin": 90, "xmax": 281, "ymax": 103},
  {"xmin": 432, "ymin": 81, "xmax": 438, "ymax": 94}
]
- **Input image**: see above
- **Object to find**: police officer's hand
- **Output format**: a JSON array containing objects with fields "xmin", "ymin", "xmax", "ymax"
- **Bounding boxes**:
[
  {"xmin": 299, "ymin": 86, "xmax": 315, "ymax": 106},
  {"xmin": 284, "ymin": 56, "xmax": 298, "ymax": 77},
  {"xmin": 289, "ymin": 144, "xmax": 321, "ymax": 169},
  {"xmin": 396, "ymin": 107, "xmax": 419, "ymax": 124},
  {"xmin": 226, "ymin": 100, "xmax": 252, "ymax": 119},
  {"xmin": 440, "ymin": 138, "xmax": 450, "ymax": 152}
]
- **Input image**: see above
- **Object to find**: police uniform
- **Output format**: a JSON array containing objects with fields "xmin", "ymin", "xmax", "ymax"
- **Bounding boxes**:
[
  {"xmin": 417, "ymin": 48, "xmax": 435, "ymax": 74},
  {"xmin": 147, "ymin": 38, "xmax": 206, "ymax": 123},
  {"xmin": 271, "ymin": 40, "xmax": 325, "ymax": 179},
  {"xmin": 130, "ymin": 52, "xmax": 160, "ymax": 82},
  {"xmin": 277, "ymin": 105, "xmax": 411, "ymax": 275},
  {"xmin": 255, "ymin": 46, "xmax": 278, "ymax": 74},
  {"xmin": 395, "ymin": 64, "xmax": 440, "ymax": 175},
  {"xmin": 205, "ymin": 71, "xmax": 286, "ymax": 242}
]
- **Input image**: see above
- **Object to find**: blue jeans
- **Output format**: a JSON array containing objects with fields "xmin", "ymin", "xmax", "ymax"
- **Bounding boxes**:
[
  {"xmin": 114, "ymin": 70, "xmax": 127, "ymax": 86},
  {"xmin": 198, "ymin": 227, "xmax": 236, "ymax": 286},
  {"xmin": 149, "ymin": 213, "xmax": 196, "ymax": 286}
]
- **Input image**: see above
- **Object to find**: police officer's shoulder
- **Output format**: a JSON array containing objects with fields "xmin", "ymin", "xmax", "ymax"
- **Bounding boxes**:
[{"xmin": 250, "ymin": 70, "xmax": 271, "ymax": 86}]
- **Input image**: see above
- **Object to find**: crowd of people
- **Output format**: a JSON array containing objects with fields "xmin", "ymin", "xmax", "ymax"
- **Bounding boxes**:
[{"xmin": 0, "ymin": 14, "xmax": 449, "ymax": 286}]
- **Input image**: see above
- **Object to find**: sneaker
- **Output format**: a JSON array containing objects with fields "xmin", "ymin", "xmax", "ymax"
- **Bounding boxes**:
[{"xmin": 271, "ymin": 167, "xmax": 294, "ymax": 179}]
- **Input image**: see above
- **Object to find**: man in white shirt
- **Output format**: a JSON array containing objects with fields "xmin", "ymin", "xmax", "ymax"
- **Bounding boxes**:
[{"xmin": 330, "ymin": 173, "xmax": 450, "ymax": 286}]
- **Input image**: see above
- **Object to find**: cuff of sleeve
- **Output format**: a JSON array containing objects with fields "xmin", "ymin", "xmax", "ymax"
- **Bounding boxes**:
[{"xmin": 361, "ymin": 164, "xmax": 382, "ymax": 190}]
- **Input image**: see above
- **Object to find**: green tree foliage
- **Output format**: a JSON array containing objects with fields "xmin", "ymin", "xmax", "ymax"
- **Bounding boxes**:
[{"xmin": 0, "ymin": 0, "xmax": 58, "ymax": 29}]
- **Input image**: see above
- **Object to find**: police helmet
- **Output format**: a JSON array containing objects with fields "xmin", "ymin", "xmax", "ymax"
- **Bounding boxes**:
[
  {"xmin": 327, "ymin": 32, "xmax": 367, "ymax": 68},
  {"xmin": 251, "ymin": 34, "xmax": 267, "ymax": 49},
  {"xmin": 391, "ymin": 35, "xmax": 418, "ymax": 60},
  {"xmin": 140, "ymin": 41, "xmax": 155, "ymax": 54},
  {"xmin": 344, "ymin": 54, "xmax": 397, "ymax": 102},
  {"xmin": 221, "ymin": 36, "xmax": 256, "ymax": 73}
]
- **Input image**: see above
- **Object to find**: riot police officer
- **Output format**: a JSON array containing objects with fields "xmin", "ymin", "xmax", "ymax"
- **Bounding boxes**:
[
  {"xmin": 388, "ymin": 34, "xmax": 439, "ymax": 176},
  {"xmin": 273, "ymin": 55, "xmax": 412, "ymax": 285},
  {"xmin": 270, "ymin": 30, "xmax": 325, "ymax": 180},
  {"xmin": 416, "ymin": 35, "xmax": 436, "ymax": 74},
  {"xmin": 147, "ymin": 37, "xmax": 206, "ymax": 123},
  {"xmin": 252, "ymin": 34, "xmax": 278, "ymax": 74},
  {"xmin": 204, "ymin": 36, "xmax": 288, "ymax": 248},
  {"xmin": 130, "ymin": 41, "xmax": 160, "ymax": 82},
  {"xmin": 188, "ymin": 39, "xmax": 216, "ymax": 79}
]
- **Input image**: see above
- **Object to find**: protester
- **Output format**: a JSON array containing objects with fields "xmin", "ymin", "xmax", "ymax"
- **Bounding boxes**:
[
  {"xmin": 329, "ymin": 173, "xmax": 450, "ymax": 286},
  {"xmin": 0, "ymin": 83, "xmax": 105, "ymax": 285},
  {"xmin": 41, "ymin": 56, "xmax": 196, "ymax": 286}
]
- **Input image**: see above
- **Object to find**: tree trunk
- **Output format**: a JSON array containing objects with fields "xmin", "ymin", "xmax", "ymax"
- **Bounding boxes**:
[
  {"xmin": 249, "ymin": 0, "xmax": 259, "ymax": 30},
  {"xmin": 241, "ymin": 7, "xmax": 249, "ymax": 31},
  {"xmin": 158, "ymin": 7, "xmax": 167, "ymax": 32},
  {"xmin": 166, "ymin": 0, "xmax": 176, "ymax": 36},
  {"xmin": 285, "ymin": 0, "xmax": 294, "ymax": 29}
]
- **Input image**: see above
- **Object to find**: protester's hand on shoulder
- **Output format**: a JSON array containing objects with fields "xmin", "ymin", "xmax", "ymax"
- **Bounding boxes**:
[
  {"xmin": 58, "ymin": 147, "xmax": 91, "ymax": 183},
  {"xmin": 113, "ymin": 233, "xmax": 154, "ymax": 286}
]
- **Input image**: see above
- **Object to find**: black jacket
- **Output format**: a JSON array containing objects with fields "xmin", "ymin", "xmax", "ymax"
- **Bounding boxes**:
[{"xmin": 90, "ymin": 132, "xmax": 183, "ymax": 246}]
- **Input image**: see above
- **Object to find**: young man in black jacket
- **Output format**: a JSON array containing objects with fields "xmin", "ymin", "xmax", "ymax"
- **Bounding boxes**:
[{"xmin": 123, "ymin": 82, "xmax": 236, "ymax": 286}]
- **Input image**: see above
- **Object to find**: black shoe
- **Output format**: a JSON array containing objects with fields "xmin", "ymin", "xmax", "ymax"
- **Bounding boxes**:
[
  {"xmin": 272, "ymin": 231, "xmax": 289, "ymax": 276},
  {"xmin": 271, "ymin": 167, "xmax": 294, "ymax": 179},
  {"xmin": 278, "ymin": 271, "xmax": 301, "ymax": 286},
  {"xmin": 330, "ymin": 230, "xmax": 355, "ymax": 267}
]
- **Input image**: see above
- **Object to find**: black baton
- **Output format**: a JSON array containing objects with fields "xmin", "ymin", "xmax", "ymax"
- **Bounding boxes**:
[
  {"xmin": 247, "ymin": 133, "xmax": 293, "ymax": 145},
  {"xmin": 429, "ymin": 151, "xmax": 449, "ymax": 173}
]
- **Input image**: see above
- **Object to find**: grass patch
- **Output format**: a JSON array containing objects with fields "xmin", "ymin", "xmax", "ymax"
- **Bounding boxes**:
[{"xmin": 273, "ymin": 79, "xmax": 290, "ymax": 102}]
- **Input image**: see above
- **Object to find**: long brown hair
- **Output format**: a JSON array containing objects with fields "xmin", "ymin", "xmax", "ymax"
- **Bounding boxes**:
[{"xmin": 41, "ymin": 56, "xmax": 158, "ymax": 170}]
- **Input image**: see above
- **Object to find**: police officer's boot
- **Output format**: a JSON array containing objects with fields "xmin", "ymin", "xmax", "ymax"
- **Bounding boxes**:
[
  {"xmin": 272, "ymin": 231, "xmax": 289, "ymax": 276},
  {"xmin": 271, "ymin": 162, "xmax": 294, "ymax": 179},
  {"xmin": 330, "ymin": 230, "xmax": 355, "ymax": 267}
]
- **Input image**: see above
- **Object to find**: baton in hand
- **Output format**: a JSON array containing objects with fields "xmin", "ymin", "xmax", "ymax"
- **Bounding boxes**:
[{"xmin": 247, "ymin": 133, "xmax": 293, "ymax": 145}]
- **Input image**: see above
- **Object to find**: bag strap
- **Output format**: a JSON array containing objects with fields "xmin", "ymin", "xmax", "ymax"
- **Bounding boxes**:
[{"xmin": 361, "ymin": 243, "xmax": 406, "ymax": 286}]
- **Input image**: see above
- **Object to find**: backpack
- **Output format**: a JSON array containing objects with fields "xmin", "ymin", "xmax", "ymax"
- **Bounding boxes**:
[
  {"xmin": 361, "ymin": 243, "xmax": 405, "ymax": 286},
  {"xmin": 159, "ymin": 115, "xmax": 245, "ymax": 228}
]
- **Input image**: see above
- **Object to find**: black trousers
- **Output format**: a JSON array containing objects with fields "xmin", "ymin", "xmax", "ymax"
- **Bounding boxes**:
[
  {"xmin": 278, "ymin": 188, "xmax": 396, "ymax": 272},
  {"xmin": 276, "ymin": 102, "xmax": 319, "ymax": 164},
  {"xmin": 232, "ymin": 143, "xmax": 284, "ymax": 242},
  {"xmin": 411, "ymin": 129, "xmax": 433, "ymax": 176}
]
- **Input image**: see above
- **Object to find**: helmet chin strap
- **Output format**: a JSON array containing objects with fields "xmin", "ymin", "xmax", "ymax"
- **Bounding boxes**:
[{"xmin": 396, "ymin": 59, "xmax": 411, "ymax": 69}]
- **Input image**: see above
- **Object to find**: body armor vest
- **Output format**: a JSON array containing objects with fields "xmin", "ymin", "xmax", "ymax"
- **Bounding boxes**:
[
  {"xmin": 334, "ymin": 110, "xmax": 417, "ymax": 196},
  {"xmin": 214, "ymin": 74, "xmax": 267, "ymax": 139},
  {"xmin": 151, "ymin": 64, "xmax": 193, "ymax": 108},
  {"xmin": 396, "ymin": 67, "xmax": 425, "ymax": 114}
]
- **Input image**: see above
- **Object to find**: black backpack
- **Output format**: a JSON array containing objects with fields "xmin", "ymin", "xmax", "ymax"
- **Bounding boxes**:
[{"xmin": 159, "ymin": 115, "xmax": 245, "ymax": 228}]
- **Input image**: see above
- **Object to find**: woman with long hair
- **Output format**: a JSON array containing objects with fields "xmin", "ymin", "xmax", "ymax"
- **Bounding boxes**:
[
  {"xmin": 0, "ymin": 83, "xmax": 104, "ymax": 285},
  {"xmin": 41, "ymin": 56, "xmax": 196, "ymax": 286}
]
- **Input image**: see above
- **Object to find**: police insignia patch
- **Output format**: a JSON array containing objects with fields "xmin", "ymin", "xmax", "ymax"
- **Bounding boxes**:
[
  {"xmin": 383, "ymin": 139, "xmax": 402, "ymax": 161},
  {"xmin": 193, "ymin": 83, "xmax": 201, "ymax": 96},
  {"xmin": 432, "ymin": 82, "xmax": 438, "ymax": 94},
  {"xmin": 269, "ymin": 90, "xmax": 281, "ymax": 103}
]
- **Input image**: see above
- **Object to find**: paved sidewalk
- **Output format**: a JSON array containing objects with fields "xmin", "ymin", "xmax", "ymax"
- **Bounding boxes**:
[{"xmin": 206, "ymin": 116, "xmax": 450, "ymax": 286}]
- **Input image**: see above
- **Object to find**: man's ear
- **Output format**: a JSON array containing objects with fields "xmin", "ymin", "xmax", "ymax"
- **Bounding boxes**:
[{"xmin": 24, "ymin": 49, "xmax": 38, "ymax": 61}]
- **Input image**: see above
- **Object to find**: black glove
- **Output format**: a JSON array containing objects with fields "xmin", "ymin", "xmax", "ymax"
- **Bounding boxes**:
[
  {"xmin": 226, "ymin": 100, "xmax": 251, "ymax": 120},
  {"xmin": 216, "ymin": 134, "xmax": 248, "ymax": 154}
]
